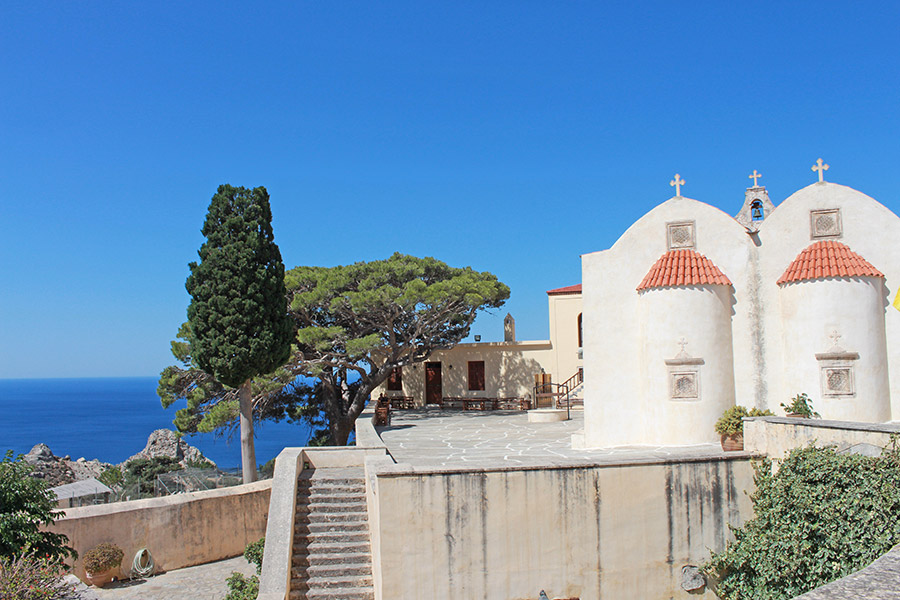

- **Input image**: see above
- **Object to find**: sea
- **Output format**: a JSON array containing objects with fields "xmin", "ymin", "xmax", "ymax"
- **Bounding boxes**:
[{"xmin": 0, "ymin": 377, "xmax": 314, "ymax": 470}]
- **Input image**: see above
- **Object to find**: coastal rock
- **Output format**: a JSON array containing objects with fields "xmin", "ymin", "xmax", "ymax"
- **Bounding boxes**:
[
  {"xmin": 24, "ymin": 444, "xmax": 77, "ymax": 486},
  {"xmin": 125, "ymin": 429, "xmax": 215, "ymax": 468}
]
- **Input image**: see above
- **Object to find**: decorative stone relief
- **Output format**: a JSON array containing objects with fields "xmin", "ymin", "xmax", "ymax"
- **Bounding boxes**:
[
  {"xmin": 815, "ymin": 330, "xmax": 858, "ymax": 398},
  {"xmin": 667, "ymin": 221, "xmax": 696, "ymax": 250},
  {"xmin": 810, "ymin": 208, "xmax": 842, "ymax": 239},
  {"xmin": 665, "ymin": 338, "xmax": 704, "ymax": 401}
]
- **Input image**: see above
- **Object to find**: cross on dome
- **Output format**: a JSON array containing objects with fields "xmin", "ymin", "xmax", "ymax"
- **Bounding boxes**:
[
  {"xmin": 812, "ymin": 158, "xmax": 829, "ymax": 183},
  {"xmin": 670, "ymin": 174, "xmax": 685, "ymax": 196},
  {"xmin": 749, "ymin": 169, "xmax": 762, "ymax": 187}
]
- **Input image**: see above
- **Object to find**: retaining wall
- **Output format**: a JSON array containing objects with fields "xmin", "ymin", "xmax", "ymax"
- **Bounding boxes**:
[
  {"xmin": 369, "ymin": 455, "xmax": 756, "ymax": 600},
  {"xmin": 744, "ymin": 416, "xmax": 900, "ymax": 459},
  {"xmin": 47, "ymin": 479, "xmax": 271, "ymax": 579}
]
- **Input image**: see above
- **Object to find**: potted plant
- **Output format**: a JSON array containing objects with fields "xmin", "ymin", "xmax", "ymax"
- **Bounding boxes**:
[
  {"xmin": 714, "ymin": 406, "xmax": 774, "ymax": 451},
  {"xmin": 83, "ymin": 542, "xmax": 124, "ymax": 587},
  {"xmin": 781, "ymin": 393, "xmax": 820, "ymax": 419}
]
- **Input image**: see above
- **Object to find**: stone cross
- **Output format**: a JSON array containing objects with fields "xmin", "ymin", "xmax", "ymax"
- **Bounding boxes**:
[
  {"xmin": 812, "ymin": 158, "xmax": 829, "ymax": 182},
  {"xmin": 829, "ymin": 330, "xmax": 842, "ymax": 346},
  {"xmin": 678, "ymin": 337, "xmax": 688, "ymax": 353},
  {"xmin": 670, "ymin": 174, "xmax": 685, "ymax": 196},
  {"xmin": 749, "ymin": 169, "xmax": 762, "ymax": 187}
]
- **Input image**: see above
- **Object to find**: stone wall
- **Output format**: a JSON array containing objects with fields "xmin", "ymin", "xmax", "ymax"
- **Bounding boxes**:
[
  {"xmin": 47, "ymin": 479, "xmax": 271, "ymax": 580},
  {"xmin": 368, "ymin": 455, "xmax": 756, "ymax": 600},
  {"xmin": 743, "ymin": 416, "xmax": 900, "ymax": 460}
]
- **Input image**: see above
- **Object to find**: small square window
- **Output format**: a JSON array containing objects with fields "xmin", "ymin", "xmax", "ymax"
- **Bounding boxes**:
[{"xmin": 821, "ymin": 366, "xmax": 854, "ymax": 396}]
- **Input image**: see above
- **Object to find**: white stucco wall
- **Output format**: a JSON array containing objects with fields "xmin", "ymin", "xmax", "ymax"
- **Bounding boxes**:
[
  {"xmin": 779, "ymin": 277, "xmax": 890, "ymax": 422},
  {"xmin": 582, "ymin": 196, "xmax": 752, "ymax": 448},
  {"xmin": 638, "ymin": 285, "xmax": 736, "ymax": 445},
  {"xmin": 582, "ymin": 181, "xmax": 900, "ymax": 448},
  {"xmin": 755, "ymin": 182, "xmax": 900, "ymax": 420}
]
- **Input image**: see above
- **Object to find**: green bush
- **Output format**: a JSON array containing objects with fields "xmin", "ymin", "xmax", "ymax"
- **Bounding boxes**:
[
  {"xmin": 715, "ymin": 406, "xmax": 775, "ymax": 436},
  {"xmin": 97, "ymin": 465, "xmax": 123, "ymax": 489},
  {"xmin": 122, "ymin": 456, "xmax": 183, "ymax": 497},
  {"xmin": 224, "ymin": 537, "xmax": 264, "ymax": 600},
  {"xmin": 82, "ymin": 542, "xmax": 123, "ymax": 574},
  {"xmin": 0, "ymin": 553, "xmax": 74, "ymax": 600},
  {"xmin": 780, "ymin": 393, "xmax": 820, "ymax": 418},
  {"xmin": 704, "ymin": 443, "xmax": 900, "ymax": 599},
  {"xmin": 0, "ymin": 450, "xmax": 76, "ymax": 563}
]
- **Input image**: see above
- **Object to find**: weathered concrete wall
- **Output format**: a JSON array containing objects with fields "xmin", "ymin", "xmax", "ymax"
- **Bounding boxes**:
[
  {"xmin": 370, "ymin": 455, "xmax": 755, "ymax": 600},
  {"xmin": 48, "ymin": 479, "xmax": 271, "ymax": 580},
  {"xmin": 744, "ymin": 416, "xmax": 900, "ymax": 460}
]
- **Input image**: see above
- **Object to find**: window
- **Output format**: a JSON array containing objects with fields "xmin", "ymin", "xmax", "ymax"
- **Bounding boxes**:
[
  {"xmin": 387, "ymin": 367, "xmax": 403, "ymax": 391},
  {"xmin": 577, "ymin": 313, "xmax": 583, "ymax": 348},
  {"xmin": 468, "ymin": 361, "xmax": 485, "ymax": 391}
]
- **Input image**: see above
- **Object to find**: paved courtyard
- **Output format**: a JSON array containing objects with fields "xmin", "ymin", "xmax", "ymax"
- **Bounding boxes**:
[
  {"xmin": 376, "ymin": 408, "xmax": 727, "ymax": 468},
  {"xmin": 89, "ymin": 555, "xmax": 255, "ymax": 600}
]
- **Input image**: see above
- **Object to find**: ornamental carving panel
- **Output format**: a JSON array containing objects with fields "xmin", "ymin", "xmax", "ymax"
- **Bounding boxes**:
[
  {"xmin": 822, "ymin": 366, "xmax": 854, "ymax": 396},
  {"xmin": 810, "ymin": 209, "xmax": 842, "ymax": 239},
  {"xmin": 671, "ymin": 371, "xmax": 699, "ymax": 399},
  {"xmin": 667, "ymin": 221, "xmax": 696, "ymax": 250}
]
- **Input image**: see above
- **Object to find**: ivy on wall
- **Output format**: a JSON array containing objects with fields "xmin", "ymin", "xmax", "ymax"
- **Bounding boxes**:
[{"xmin": 705, "ymin": 441, "xmax": 900, "ymax": 600}]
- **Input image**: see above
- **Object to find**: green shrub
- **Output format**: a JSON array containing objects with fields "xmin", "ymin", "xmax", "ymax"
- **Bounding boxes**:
[
  {"xmin": 715, "ymin": 406, "xmax": 775, "ymax": 435},
  {"xmin": 780, "ymin": 392, "xmax": 820, "ymax": 418},
  {"xmin": 0, "ymin": 553, "xmax": 74, "ymax": 600},
  {"xmin": 0, "ymin": 450, "xmax": 76, "ymax": 563},
  {"xmin": 97, "ymin": 465, "xmax": 123, "ymax": 489},
  {"xmin": 82, "ymin": 542, "xmax": 124, "ymax": 574},
  {"xmin": 704, "ymin": 444, "xmax": 900, "ymax": 599},
  {"xmin": 122, "ymin": 456, "xmax": 183, "ymax": 497},
  {"xmin": 244, "ymin": 537, "xmax": 264, "ymax": 575},
  {"xmin": 224, "ymin": 537, "xmax": 264, "ymax": 600},
  {"xmin": 225, "ymin": 571, "xmax": 259, "ymax": 600}
]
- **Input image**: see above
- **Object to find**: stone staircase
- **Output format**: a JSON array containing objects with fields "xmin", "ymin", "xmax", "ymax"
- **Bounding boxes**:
[{"xmin": 290, "ymin": 468, "xmax": 374, "ymax": 600}]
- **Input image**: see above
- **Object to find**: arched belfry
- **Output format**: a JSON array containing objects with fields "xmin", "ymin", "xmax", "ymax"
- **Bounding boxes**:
[
  {"xmin": 504, "ymin": 313, "xmax": 516, "ymax": 342},
  {"xmin": 735, "ymin": 169, "xmax": 776, "ymax": 230}
]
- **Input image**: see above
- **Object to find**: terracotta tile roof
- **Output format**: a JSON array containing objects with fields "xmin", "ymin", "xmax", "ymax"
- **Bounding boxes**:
[
  {"xmin": 777, "ymin": 240, "xmax": 884, "ymax": 285},
  {"xmin": 547, "ymin": 284, "xmax": 582, "ymax": 295},
  {"xmin": 637, "ymin": 249, "xmax": 732, "ymax": 291}
]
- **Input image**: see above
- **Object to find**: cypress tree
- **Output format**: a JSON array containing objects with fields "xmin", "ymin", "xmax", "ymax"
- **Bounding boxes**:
[{"xmin": 186, "ymin": 184, "xmax": 293, "ymax": 482}]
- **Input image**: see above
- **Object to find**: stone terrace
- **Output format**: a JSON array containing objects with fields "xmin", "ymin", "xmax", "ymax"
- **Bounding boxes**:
[{"xmin": 376, "ymin": 409, "xmax": 729, "ymax": 468}]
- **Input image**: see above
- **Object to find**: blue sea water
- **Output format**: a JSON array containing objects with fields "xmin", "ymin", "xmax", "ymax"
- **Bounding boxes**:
[{"xmin": 0, "ymin": 377, "xmax": 313, "ymax": 469}]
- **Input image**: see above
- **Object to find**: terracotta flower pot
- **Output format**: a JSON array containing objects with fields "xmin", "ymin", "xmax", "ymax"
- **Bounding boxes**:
[
  {"xmin": 86, "ymin": 569, "xmax": 115, "ymax": 587},
  {"xmin": 720, "ymin": 433, "xmax": 744, "ymax": 452}
]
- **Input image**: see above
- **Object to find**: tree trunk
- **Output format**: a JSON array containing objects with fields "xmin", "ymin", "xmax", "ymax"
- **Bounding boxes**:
[{"xmin": 239, "ymin": 380, "xmax": 258, "ymax": 483}]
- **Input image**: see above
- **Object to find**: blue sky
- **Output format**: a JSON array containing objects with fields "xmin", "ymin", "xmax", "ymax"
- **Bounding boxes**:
[{"xmin": 2, "ymin": 2, "xmax": 900, "ymax": 378}]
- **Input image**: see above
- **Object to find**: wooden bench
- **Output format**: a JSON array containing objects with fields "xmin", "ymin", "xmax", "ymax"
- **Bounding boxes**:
[
  {"xmin": 387, "ymin": 396, "xmax": 415, "ymax": 410},
  {"xmin": 441, "ymin": 397, "xmax": 465, "ymax": 410}
]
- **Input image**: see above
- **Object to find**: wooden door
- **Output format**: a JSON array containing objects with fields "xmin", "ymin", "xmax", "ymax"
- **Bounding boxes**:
[{"xmin": 425, "ymin": 362, "xmax": 442, "ymax": 405}]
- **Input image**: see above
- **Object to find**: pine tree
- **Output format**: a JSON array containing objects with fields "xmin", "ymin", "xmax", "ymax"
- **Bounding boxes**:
[{"xmin": 186, "ymin": 184, "xmax": 293, "ymax": 482}]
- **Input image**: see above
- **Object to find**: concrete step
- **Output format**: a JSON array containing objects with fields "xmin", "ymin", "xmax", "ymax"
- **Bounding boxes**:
[
  {"xmin": 293, "ymin": 551, "xmax": 371, "ymax": 567},
  {"xmin": 304, "ymin": 492, "xmax": 367, "ymax": 503},
  {"xmin": 296, "ymin": 511, "xmax": 368, "ymax": 524},
  {"xmin": 292, "ymin": 562, "xmax": 372, "ymax": 579},
  {"xmin": 293, "ymin": 540, "xmax": 371, "ymax": 555},
  {"xmin": 296, "ymin": 520, "xmax": 369, "ymax": 534},
  {"xmin": 295, "ymin": 530, "xmax": 370, "ymax": 544},
  {"xmin": 292, "ymin": 574, "xmax": 374, "ymax": 590},
  {"xmin": 298, "ymin": 478, "xmax": 365, "ymax": 489},
  {"xmin": 297, "ymin": 502, "xmax": 366, "ymax": 515},
  {"xmin": 289, "ymin": 587, "xmax": 374, "ymax": 600}
]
